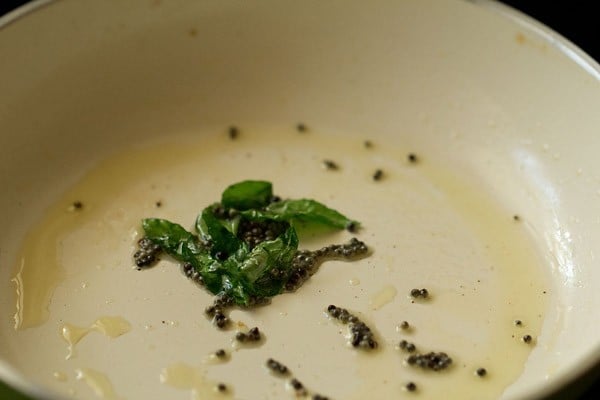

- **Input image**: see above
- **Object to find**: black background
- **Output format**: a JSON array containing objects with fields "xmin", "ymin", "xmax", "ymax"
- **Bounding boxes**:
[{"xmin": 1, "ymin": 1, "xmax": 599, "ymax": 399}]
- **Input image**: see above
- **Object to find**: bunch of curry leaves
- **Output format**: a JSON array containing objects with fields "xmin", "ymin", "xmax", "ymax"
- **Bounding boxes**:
[{"xmin": 135, "ymin": 180, "xmax": 359, "ymax": 306}]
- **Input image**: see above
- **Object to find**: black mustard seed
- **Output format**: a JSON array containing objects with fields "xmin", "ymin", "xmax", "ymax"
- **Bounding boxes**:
[
  {"xmin": 236, "ymin": 327, "xmax": 261, "ymax": 343},
  {"xmin": 284, "ymin": 238, "xmax": 368, "ymax": 292},
  {"xmin": 216, "ymin": 383, "xmax": 227, "ymax": 392},
  {"xmin": 289, "ymin": 378, "xmax": 307, "ymax": 396},
  {"xmin": 326, "ymin": 305, "xmax": 378, "ymax": 350},
  {"xmin": 228, "ymin": 126, "xmax": 239, "ymax": 140},
  {"xmin": 296, "ymin": 123, "xmax": 307, "ymax": 132},
  {"xmin": 372, "ymin": 169, "xmax": 384, "ymax": 181},
  {"xmin": 215, "ymin": 349, "xmax": 227, "ymax": 359},
  {"xmin": 266, "ymin": 358, "xmax": 289, "ymax": 375},
  {"xmin": 406, "ymin": 351, "xmax": 452, "ymax": 371},
  {"xmin": 346, "ymin": 221, "xmax": 358, "ymax": 233},
  {"xmin": 205, "ymin": 295, "xmax": 234, "ymax": 330},
  {"xmin": 322, "ymin": 159, "xmax": 339, "ymax": 170},
  {"xmin": 410, "ymin": 288, "xmax": 430, "ymax": 299},
  {"xmin": 133, "ymin": 237, "xmax": 162, "ymax": 268}
]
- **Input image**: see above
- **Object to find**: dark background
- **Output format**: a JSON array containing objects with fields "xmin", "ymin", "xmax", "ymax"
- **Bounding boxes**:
[
  {"xmin": 1, "ymin": 1, "xmax": 599, "ymax": 399},
  {"xmin": 502, "ymin": 1, "xmax": 599, "ymax": 62}
]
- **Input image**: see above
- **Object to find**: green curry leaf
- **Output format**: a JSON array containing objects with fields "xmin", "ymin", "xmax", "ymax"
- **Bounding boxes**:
[
  {"xmin": 196, "ymin": 206, "xmax": 243, "ymax": 258},
  {"xmin": 142, "ymin": 218, "xmax": 206, "ymax": 258},
  {"xmin": 221, "ymin": 180, "xmax": 273, "ymax": 210},
  {"xmin": 138, "ymin": 180, "xmax": 358, "ymax": 306},
  {"xmin": 241, "ymin": 198, "xmax": 358, "ymax": 229}
]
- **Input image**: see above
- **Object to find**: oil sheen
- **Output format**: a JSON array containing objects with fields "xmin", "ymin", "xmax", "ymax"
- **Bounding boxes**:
[{"xmin": 6, "ymin": 128, "xmax": 549, "ymax": 400}]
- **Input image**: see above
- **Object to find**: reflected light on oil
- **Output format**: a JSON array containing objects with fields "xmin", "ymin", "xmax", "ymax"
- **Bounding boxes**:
[{"xmin": 513, "ymin": 148, "xmax": 575, "ymax": 284}]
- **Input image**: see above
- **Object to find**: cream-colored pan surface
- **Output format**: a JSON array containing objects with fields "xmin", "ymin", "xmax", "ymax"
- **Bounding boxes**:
[{"xmin": 1, "ymin": 1, "xmax": 600, "ymax": 399}]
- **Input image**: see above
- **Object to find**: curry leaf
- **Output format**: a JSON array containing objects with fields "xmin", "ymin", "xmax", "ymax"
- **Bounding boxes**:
[
  {"xmin": 216, "ymin": 226, "xmax": 298, "ymax": 305},
  {"xmin": 142, "ymin": 218, "xmax": 206, "ymax": 258},
  {"xmin": 241, "ymin": 199, "xmax": 358, "ymax": 229},
  {"xmin": 221, "ymin": 180, "xmax": 273, "ymax": 210},
  {"xmin": 138, "ymin": 180, "xmax": 360, "ymax": 306},
  {"xmin": 196, "ymin": 206, "xmax": 243, "ymax": 258}
]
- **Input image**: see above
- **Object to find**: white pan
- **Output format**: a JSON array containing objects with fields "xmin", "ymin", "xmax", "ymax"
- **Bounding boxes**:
[{"xmin": 1, "ymin": 1, "xmax": 599, "ymax": 399}]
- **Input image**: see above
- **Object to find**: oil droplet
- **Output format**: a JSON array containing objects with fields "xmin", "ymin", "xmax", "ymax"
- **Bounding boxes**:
[
  {"xmin": 12, "ymin": 256, "xmax": 65, "ymax": 330},
  {"xmin": 349, "ymin": 278, "xmax": 361, "ymax": 286},
  {"xmin": 75, "ymin": 368, "xmax": 123, "ymax": 400},
  {"xmin": 61, "ymin": 316, "xmax": 131, "ymax": 359},
  {"xmin": 369, "ymin": 285, "xmax": 398, "ymax": 310},
  {"xmin": 53, "ymin": 371, "xmax": 68, "ymax": 382},
  {"xmin": 160, "ymin": 363, "xmax": 231, "ymax": 399},
  {"xmin": 205, "ymin": 350, "xmax": 230, "ymax": 365},
  {"xmin": 395, "ymin": 323, "xmax": 412, "ymax": 333}
]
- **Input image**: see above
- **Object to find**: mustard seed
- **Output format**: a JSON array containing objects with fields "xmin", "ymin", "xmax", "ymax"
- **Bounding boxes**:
[
  {"xmin": 322, "ymin": 159, "xmax": 339, "ymax": 170},
  {"xmin": 134, "ymin": 237, "xmax": 162, "ymax": 268},
  {"xmin": 373, "ymin": 169, "xmax": 384, "ymax": 181},
  {"xmin": 228, "ymin": 126, "xmax": 239, "ymax": 140},
  {"xmin": 410, "ymin": 288, "xmax": 430, "ymax": 299},
  {"xmin": 215, "ymin": 349, "xmax": 227, "ymax": 359},
  {"xmin": 346, "ymin": 221, "xmax": 358, "ymax": 233},
  {"xmin": 266, "ymin": 358, "xmax": 289, "ymax": 375},
  {"xmin": 289, "ymin": 378, "xmax": 307, "ymax": 396},
  {"xmin": 326, "ymin": 304, "xmax": 378, "ymax": 350},
  {"xmin": 216, "ymin": 383, "xmax": 227, "ymax": 392},
  {"xmin": 406, "ymin": 351, "xmax": 452, "ymax": 371}
]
